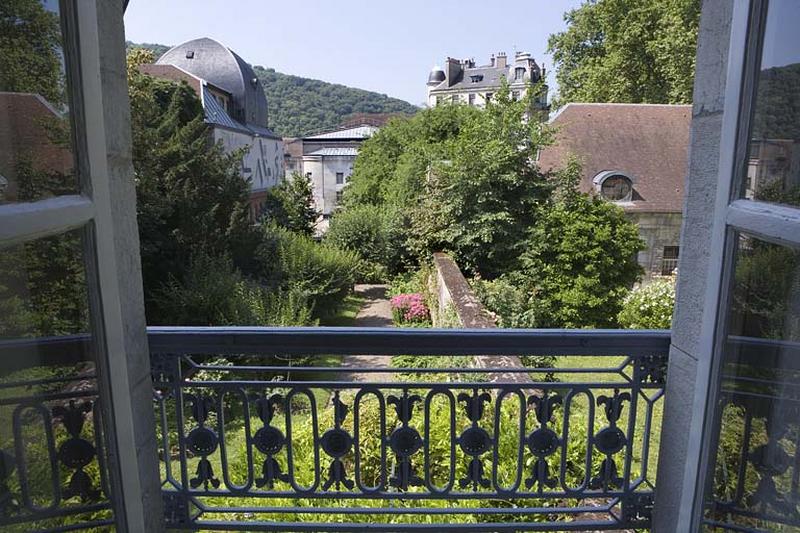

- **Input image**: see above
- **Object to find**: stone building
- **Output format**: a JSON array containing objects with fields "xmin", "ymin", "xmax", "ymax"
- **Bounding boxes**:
[
  {"xmin": 0, "ymin": 92, "xmax": 73, "ymax": 203},
  {"xmin": 284, "ymin": 124, "xmax": 379, "ymax": 231},
  {"xmin": 537, "ymin": 103, "xmax": 691, "ymax": 281},
  {"xmin": 426, "ymin": 51, "xmax": 548, "ymax": 109},
  {"xmin": 142, "ymin": 37, "xmax": 284, "ymax": 218}
]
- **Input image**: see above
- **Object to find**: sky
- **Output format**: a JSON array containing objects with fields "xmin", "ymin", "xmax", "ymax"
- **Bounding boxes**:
[{"xmin": 123, "ymin": 0, "xmax": 583, "ymax": 105}]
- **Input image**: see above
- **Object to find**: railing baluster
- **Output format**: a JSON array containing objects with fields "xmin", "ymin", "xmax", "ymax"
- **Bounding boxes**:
[{"xmin": 143, "ymin": 327, "xmax": 668, "ymax": 531}]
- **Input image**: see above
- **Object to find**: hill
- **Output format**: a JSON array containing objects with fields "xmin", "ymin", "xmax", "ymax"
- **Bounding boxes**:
[
  {"xmin": 752, "ymin": 62, "xmax": 800, "ymax": 140},
  {"xmin": 126, "ymin": 42, "xmax": 418, "ymax": 137}
]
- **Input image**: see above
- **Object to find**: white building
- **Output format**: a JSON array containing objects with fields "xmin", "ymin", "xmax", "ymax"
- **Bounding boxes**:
[
  {"xmin": 285, "ymin": 124, "xmax": 379, "ymax": 231},
  {"xmin": 426, "ymin": 51, "xmax": 548, "ymax": 110},
  {"xmin": 143, "ymin": 38, "xmax": 285, "ymax": 219}
]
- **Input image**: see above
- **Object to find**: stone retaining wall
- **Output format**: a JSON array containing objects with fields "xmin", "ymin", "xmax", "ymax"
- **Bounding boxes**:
[{"xmin": 430, "ymin": 253, "xmax": 531, "ymax": 384}]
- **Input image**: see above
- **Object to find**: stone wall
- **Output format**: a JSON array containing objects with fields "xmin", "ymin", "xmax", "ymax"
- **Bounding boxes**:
[
  {"xmin": 430, "ymin": 253, "xmax": 531, "ymax": 383},
  {"xmin": 631, "ymin": 212, "xmax": 683, "ymax": 280}
]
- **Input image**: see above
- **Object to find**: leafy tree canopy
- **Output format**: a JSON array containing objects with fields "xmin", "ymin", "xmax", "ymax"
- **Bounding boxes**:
[
  {"xmin": 344, "ymin": 82, "xmax": 552, "ymax": 278},
  {"xmin": 260, "ymin": 172, "xmax": 319, "ymax": 235},
  {"xmin": 127, "ymin": 49, "xmax": 260, "ymax": 322},
  {"xmin": 548, "ymin": 0, "xmax": 700, "ymax": 106},
  {"xmin": 0, "ymin": 0, "xmax": 64, "ymax": 105}
]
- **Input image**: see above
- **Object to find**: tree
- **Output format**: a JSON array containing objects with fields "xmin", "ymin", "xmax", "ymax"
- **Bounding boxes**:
[
  {"xmin": 512, "ymin": 164, "xmax": 645, "ymax": 328},
  {"xmin": 0, "ymin": 0, "xmax": 64, "ymax": 105},
  {"xmin": 548, "ymin": 0, "xmax": 700, "ymax": 106},
  {"xmin": 127, "ymin": 50, "xmax": 261, "ymax": 321},
  {"xmin": 410, "ymin": 82, "xmax": 552, "ymax": 277},
  {"xmin": 260, "ymin": 172, "xmax": 318, "ymax": 235}
]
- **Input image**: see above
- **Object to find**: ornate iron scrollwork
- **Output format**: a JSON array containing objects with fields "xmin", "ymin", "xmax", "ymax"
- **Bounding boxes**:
[
  {"xmin": 185, "ymin": 394, "xmax": 220, "ymax": 489},
  {"xmin": 251, "ymin": 393, "xmax": 288, "ymax": 488},
  {"xmin": 321, "ymin": 393, "xmax": 354, "ymax": 490},
  {"xmin": 590, "ymin": 390, "xmax": 630, "ymax": 490},
  {"xmin": 457, "ymin": 391, "xmax": 493, "ymax": 489},
  {"xmin": 387, "ymin": 390, "xmax": 424, "ymax": 490},
  {"xmin": 53, "ymin": 400, "xmax": 99, "ymax": 501},
  {"xmin": 526, "ymin": 393, "xmax": 562, "ymax": 490}
]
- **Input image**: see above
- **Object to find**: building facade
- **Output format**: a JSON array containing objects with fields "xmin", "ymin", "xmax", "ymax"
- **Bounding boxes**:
[
  {"xmin": 284, "ymin": 124, "xmax": 378, "ymax": 231},
  {"xmin": 426, "ymin": 51, "xmax": 548, "ymax": 109},
  {"xmin": 537, "ymin": 103, "xmax": 692, "ymax": 281},
  {"xmin": 143, "ymin": 37, "xmax": 285, "ymax": 218}
]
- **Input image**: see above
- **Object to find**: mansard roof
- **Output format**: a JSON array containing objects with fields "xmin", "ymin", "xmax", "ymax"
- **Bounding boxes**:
[{"xmin": 157, "ymin": 37, "xmax": 268, "ymax": 129}]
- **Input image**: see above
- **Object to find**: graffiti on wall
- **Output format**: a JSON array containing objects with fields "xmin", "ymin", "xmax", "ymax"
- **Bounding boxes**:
[{"xmin": 215, "ymin": 130, "xmax": 284, "ymax": 191}]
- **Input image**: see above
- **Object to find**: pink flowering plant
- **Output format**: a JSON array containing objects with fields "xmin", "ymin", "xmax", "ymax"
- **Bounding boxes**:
[{"xmin": 390, "ymin": 293, "xmax": 431, "ymax": 326}]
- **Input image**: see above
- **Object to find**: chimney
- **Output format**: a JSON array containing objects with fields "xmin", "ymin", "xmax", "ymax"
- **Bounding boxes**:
[
  {"xmin": 490, "ymin": 54, "xmax": 495, "ymax": 67},
  {"xmin": 496, "ymin": 52, "xmax": 507, "ymax": 69},
  {"xmin": 445, "ymin": 57, "xmax": 463, "ymax": 87}
]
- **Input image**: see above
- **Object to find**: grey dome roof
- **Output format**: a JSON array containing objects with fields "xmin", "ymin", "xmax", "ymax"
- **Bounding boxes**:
[
  {"xmin": 428, "ymin": 66, "xmax": 446, "ymax": 85},
  {"xmin": 157, "ymin": 37, "xmax": 268, "ymax": 128}
]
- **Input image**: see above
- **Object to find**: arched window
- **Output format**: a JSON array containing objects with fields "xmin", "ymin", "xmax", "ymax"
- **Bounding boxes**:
[{"xmin": 592, "ymin": 170, "xmax": 634, "ymax": 201}]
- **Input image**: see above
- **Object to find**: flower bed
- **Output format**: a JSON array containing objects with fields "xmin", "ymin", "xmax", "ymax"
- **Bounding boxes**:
[{"xmin": 389, "ymin": 293, "xmax": 431, "ymax": 327}]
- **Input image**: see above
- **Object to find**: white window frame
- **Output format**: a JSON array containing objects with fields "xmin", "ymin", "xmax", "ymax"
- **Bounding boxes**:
[
  {"xmin": 0, "ymin": 2, "xmax": 154, "ymax": 530},
  {"xmin": 680, "ymin": 0, "xmax": 800, "ymax": 529}
]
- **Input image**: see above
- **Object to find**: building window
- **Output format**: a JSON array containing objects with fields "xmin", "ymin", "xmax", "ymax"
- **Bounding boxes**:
[
  {"xmin": 485, "ymin": 93, "xmax": 493, "ymax": 102},
  {"xmin": 468, "ymin": 93, "xmax": 475, "ymax": 106},
  {"xmin": 470, "ymin": 74, "xmax": 484, "ymax": 83},
  {"xmin": 451, "ymin": 94, "xmax": 459, "ymax": 104},
  {"xmin": 512, "ymin": 90, "xmax": 520, "ymax": 101},
  {"xmin": 335, "ymin": 190, "xmax": 343, "ymax": 203},
  {"xmin": 515, "ymin": 67, "xmax": 525, "ymax": 80},
  {"xmin": 593, "ymin": 171, "xmax": 634, "ymax": 201},
  {"xmin": 336, "ymin": 172, "xmax": 344, "ymax": 184},
  {"xmin": 661, "ymin": 246, "xmax": 679, "ymax": 276}
]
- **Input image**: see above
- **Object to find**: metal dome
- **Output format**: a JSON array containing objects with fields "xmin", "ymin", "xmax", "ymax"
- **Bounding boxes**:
[
  {"xmin": 427, "ymin": 66, "xmax": 446, "ymax": 85},
  {"xmin": 156, "ymin": 37, "xmax": 268, "ymax": 128}
]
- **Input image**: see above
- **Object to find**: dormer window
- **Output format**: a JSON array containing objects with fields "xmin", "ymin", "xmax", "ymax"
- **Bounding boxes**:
[
  {"xmin": 514, "ymin": 67, "xmax": 525, "ymax": 80},
  {"xmin": 593, "ymin": 171, "xmax": 634, "ymax": 201},
  {"xmin": 470, "ymin": 75, "xmax": 484, "ymax": 83}
]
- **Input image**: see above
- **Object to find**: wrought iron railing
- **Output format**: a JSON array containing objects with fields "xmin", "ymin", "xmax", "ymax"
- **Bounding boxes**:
[
  {"xmin": 149, "ymin": 327, "xmax": 670, "ymax": 532},
  {"xmin": 0, "ymin": 335, "xmax": 114, "ymax": 532}
]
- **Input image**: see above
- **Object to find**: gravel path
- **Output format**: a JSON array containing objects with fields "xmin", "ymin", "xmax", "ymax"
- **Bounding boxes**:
[{"xmin": 340, "ymin": 284, "xmax": 395, "ymax": 382}]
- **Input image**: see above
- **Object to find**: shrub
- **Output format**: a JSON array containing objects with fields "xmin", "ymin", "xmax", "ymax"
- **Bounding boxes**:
[
  {"xmin": 618, "ymin": 277, "xmax": 675, "ymax": 329},
  {"xmin": 325, "ymin": 204, "xmax": 405, "ymax": 277},
  {"xmin": 262, "ymin": 225, "xmax": 360, "ymax": 318},
  {"xmin": 150, "ymin": 253, "xmax": 314, "ymax": 326},
  {"xmin": 471, "ymin": 276, "xmax": 538, "ymax": 328},
  {"xmin": 388, "ymin": 267, "xmax": 430, "ymax": 297},
  {"xmin": 389, "ymin": 293, "xmax": 431, "ymax": 326},
  {"xmin": 517, "ymin": 192, "xmax": 645, "ymax": 328}
]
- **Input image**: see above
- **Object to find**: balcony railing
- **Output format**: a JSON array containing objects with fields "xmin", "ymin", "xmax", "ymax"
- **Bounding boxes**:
[
  {"xmin": 0, "ymin": 327, "xmax": 671, "ymax": 532},
  {"xmin": 149, "ymin": 327, "xmax": 669, "ymax": 531}
]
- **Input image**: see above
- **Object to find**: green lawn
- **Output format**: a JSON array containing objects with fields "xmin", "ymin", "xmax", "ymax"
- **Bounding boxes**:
[{"xmin": 318, "ymin": 294, "xmax": 365, "ymax": 326}]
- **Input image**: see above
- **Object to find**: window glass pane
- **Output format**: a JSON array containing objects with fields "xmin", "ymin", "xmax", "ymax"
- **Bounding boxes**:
[
  {"xmin": 703, "ymin": 233, "xmax": 800, "ymax": 530},
  {"xmin": 740, "ymin": 0, "xmax": 800, "ymax": 206},
  {"xmin": 0, "ymin": 0, "xmax": 77, "ymax": 204},
  {"xmin": 0, "ymin": 229, "xmax": 114, "ymax": 529}
]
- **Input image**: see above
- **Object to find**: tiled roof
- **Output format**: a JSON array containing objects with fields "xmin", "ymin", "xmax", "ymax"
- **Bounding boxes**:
[
  {"xmin": 537, "ymin": 103, "xmax": 691, "ymax": 213},
  {"xmin": 305, "ymin": 147, "xmax": 359, "ymax": 157},
  {"xmin": 304, "ymin": 125, "xmax": 378, "ymax": 140},
  {"xmin": 202, "ymin": 87, "xmax": 280, "ymax": 139}
]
